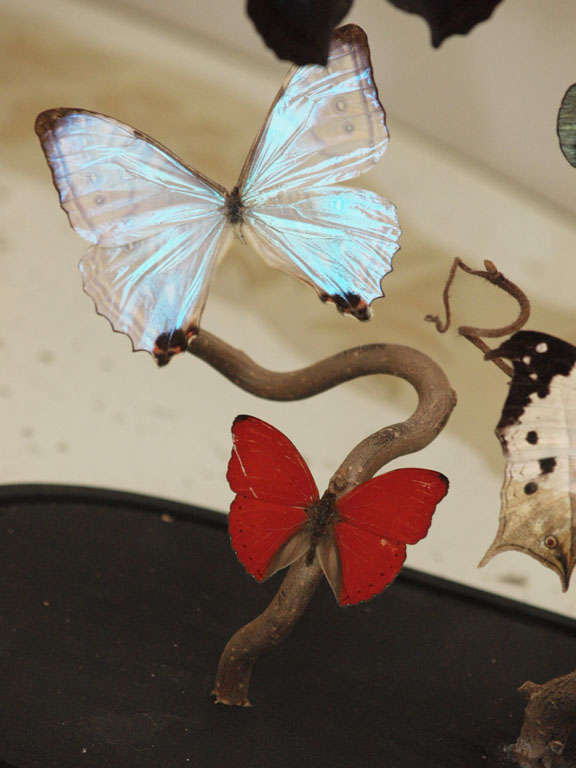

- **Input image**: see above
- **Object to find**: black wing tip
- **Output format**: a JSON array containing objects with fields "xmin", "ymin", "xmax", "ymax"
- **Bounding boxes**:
[
  {"xmin": 35, "ymin": 108, "xmax": 80, "ymax": 137},
  {"xmin": 233, "ymin": 414, "xmax": 253, "ymax": 425},
  {"xmin": 436, "ymin": 472, "xmax": 450, "ymax": 491},
  {"xmin": 333, "ymin": 23, "xmax": 368, "ymax": 46}
]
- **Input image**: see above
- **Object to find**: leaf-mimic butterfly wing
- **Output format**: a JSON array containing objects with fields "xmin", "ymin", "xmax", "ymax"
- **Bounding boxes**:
[
  {"xmin": 318, "ymin": 469, "xmax": 449, "ymax": 605},
  {"xmin": 480, "ymin": 331, "xmax": 576, "ymax": 590},
  {"xmin": 35, "ymin": 109, "xmax": 231, "ymax": 364},
  {"xmin": 227, "ymin": 416, "xmax": 319, "ymax": 581}
]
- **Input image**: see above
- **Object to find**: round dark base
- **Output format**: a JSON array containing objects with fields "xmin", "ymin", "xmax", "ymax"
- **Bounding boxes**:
[{"xmin": 2, "ymin": 485, "xmax": 576, "ymax": 768}]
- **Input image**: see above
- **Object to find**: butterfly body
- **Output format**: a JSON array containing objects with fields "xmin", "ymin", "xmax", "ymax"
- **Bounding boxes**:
[
  {"xmin": 304, "ymin": 491, "xmax": 339, "ymax": 564},
  {"xmin": 224, "ymin": 186, "xmax": 246, "ymax": 226},
  {"xmin": 227, "ymin": 415, "xmax": 448, "ymax": 606},
  {"xmin": 481, "ymin": 330, "xmax": 576, "ymax": 589},
  {"xmin": 36, "ymin": 25, "xmax": 401, "ymax": 366}
]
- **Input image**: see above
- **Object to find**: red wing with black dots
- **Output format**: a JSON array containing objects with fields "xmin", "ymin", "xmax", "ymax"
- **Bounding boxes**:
[
  {"xmin": 227, "ymin": 415, "xmax": 319, "ymax": 580},
  {"xmin": 320, "ymin": 469, "xmax": 449, "ymax": 606}
]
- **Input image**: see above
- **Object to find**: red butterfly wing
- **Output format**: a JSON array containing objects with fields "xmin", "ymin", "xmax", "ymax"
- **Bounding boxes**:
[
  {"xmin": 324, "ymin": 469, "xmax": 449, "ymax": 606},
  {"xmin": 227, "ymin": 415, "xmax": 319, "ymax": 581}
]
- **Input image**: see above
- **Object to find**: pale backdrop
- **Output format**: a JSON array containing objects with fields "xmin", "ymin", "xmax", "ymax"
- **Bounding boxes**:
[{"xmin": 1, "ymin": 0, "xmax": 575, "ymax": 615}]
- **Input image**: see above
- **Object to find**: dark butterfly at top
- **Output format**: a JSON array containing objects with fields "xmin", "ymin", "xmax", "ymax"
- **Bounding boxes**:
[
  {"xmin": 35, "ymin": 24, "xmax": 400, "ymax": 366},
  {"xmin": 480, "ymin": 330, "xmax": 576, "ymax": 590},
  {"xmin": 227, "ymin": 415, "xmax": 449, "ymax": 605},
  {"xmin": 247, "ymin": 0, "xmax": 353, "ymax": 65},
  {"xmin": 247, "ymin": 0, "xmax": 503, "ymax": 64},
  {"xmin": 387, "ymin": 0, "xmax": 503, "ymax": 48}
]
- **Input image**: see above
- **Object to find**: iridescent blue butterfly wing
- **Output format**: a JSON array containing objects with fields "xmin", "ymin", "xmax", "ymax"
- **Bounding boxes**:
[
  {"xmin": 238, "ymin": 24, "xmax": 400, "ymax": 317},
  {"xmin": 36, "ymin": 109, "xmax": 230, "ymax": 365}
]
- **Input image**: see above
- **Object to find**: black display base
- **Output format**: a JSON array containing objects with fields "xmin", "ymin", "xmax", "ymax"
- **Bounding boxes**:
[{"xmin": 2, "ymin": 484, "xmax": 576, "ymax": 768}]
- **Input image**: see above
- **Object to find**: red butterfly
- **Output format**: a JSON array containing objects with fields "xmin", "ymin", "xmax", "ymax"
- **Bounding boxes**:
[{"xmin": 227, "ymin": 415, "xmax": 449, "ymax": 606}]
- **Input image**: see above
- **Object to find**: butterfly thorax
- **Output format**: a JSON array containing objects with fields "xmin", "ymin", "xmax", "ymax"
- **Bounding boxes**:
[
  {"xmin": 225, "ymin": 186, "xmax": 245, "ymax": 225},
  {"xmin": 305, "ymin": 491, "xmax": 339, "ymax": 565}
]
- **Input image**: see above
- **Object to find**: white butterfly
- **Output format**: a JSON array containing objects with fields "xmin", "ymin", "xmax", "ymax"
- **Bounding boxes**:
[{"xmin": 35, "ymin": 24, "xmax": 400, "ymax": 366}]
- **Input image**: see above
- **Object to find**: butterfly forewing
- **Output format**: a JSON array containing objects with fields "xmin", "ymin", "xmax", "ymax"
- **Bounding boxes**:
[
  {"xmin": 36, "ymin": 109, "xmax": 230, "ymax": 359},
  {"xmin": 324, "ymin": 469, "xmax": 448, "ymax": 605},
  {"xmin": 239, "ymin": 24, "xmax": 389, "ymax": 202},
  {"xmin": 227, "ymin": 416, "xmax": 319, "ymax": 581},
  {"xmin": 228, "ymin": 415, "xmax": 319, "ymax": 504},
  {"xmin": 337, "ymin": 469, "xmax": 449, "ymax": 542}
]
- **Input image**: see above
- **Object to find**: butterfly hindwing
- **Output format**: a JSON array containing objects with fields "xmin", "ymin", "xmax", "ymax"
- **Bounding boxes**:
[
  {"xmin": 320, "ymin": 469, "xmax": 449, "ymax": 605},
  {"xmin": 480, "ymin": 331, "xmax": 576, "ymax": 589},
  {"xmin": 79, "ymin": 221, "xmax": 231, "ymax": 360},
  {"xmin": 227, "ymin": 416, "xmax": 319, "ymax": 581},
  {"xmin": 36, "ymin": 109, "xmax": 230, "ymax": 362},
  {"xmin": 244, "ymin": 186, "xmax": 400, "ymax": 319}
]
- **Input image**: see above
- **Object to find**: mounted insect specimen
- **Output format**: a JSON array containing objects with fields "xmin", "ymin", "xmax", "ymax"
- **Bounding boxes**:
[
  {"xmin": 481, "ymin": 331, "xmax": 576, "ymax": 591},
  {"xmin": 427, "ymin": 257, "xmax": 576, "ymax": 765},
  {"xmin": 246, "ymin": 0, "xmax": 504, "ymax": 64},
  {"xmin": 426, "ymin": 258, "xmax": 576, "ymax": 590},
  {"xmin": 227, "ymin": 415, "xmax": 448, "ymax": 607},
  {"xmin": 35, "ymin": 25, "xmax": 400, "ymax": 366},
  {"xmin": 186, "ymin": 333, "xmax": 457, "ymax": 706}
]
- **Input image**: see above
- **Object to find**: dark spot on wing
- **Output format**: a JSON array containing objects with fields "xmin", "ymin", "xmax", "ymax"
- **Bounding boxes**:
[
  {"xmin": 319, "ymin": 292, "xmax": 371, "ymax": 321},
  {"xmin": 488, "ymin": 331, "xmax": 576, "ymax": 428},
  {"xmin": 524, "ymin": 482, "xmax": 538, "ymax": 495},
  {"xmin": 539, "ymin": 457, "xmax": 557, "ymax": 475},
  {"xmin": 526, "ymin": 430, "xmax": 538, "ymax": 445},
  {"xmin": 153, "ymin": 328, "xmax": 192, "ymax": 367}
]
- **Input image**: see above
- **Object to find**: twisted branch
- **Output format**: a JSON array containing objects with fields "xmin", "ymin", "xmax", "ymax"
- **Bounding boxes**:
[
  {"xmin": 425, "ymin": 258, "xmax": 531, "ymax": 377},
  {"xmin": 189, "ymin": 329, "xmax": 457, "ymax": 705},
  {"xmin": 509, "ymin": 675, "xmax": 576, "ymax": 767}
]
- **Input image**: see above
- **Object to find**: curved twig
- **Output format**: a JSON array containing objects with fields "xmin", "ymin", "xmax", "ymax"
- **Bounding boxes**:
[
  {"xmin": 189, "ymin": 330, "xmax": 457, "ymax": 706},
  {"xmin": 425, "ymin": 258, "xmax": 531, "ymax": 377}
]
